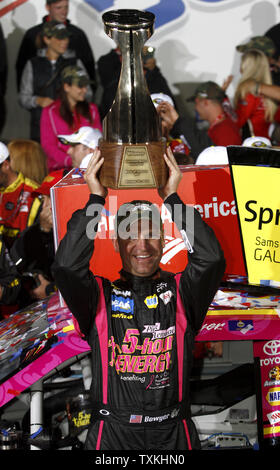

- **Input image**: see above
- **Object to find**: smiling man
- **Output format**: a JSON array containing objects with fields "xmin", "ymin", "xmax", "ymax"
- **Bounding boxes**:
[
  {"xmin": 16, "ymin": 0, "xmax": 96, "ymax": 93},
  {"xmin": 52, "ymin": 146, "xmax": 225, "ymax": 451},
  {"xmin": 58, "ymin": 126, "xmax": 102, "ymax": 169},
  {"xmin": 114, "ymin": 200, "xmax": 164, "ymax": 278}
]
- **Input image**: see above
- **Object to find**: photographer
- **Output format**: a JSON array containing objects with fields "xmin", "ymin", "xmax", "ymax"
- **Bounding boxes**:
[
  {"xmin": 0, "ymin": 234, "xmax": 21, "ymax": 319},
  {"xmin": 11, "ymin": 191, "xmax": 57, "ymax": 305}
]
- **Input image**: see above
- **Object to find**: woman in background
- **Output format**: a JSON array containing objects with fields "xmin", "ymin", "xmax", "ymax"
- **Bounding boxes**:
[
  {"xmin": 19, "ymin": 20, "xmax": 84, "ymax": 143},
  {"xmin": 40, "ymin": 65, "xmax": 102, "ymax": 172},
  {"xmin": 233, "ymin": 49, "xmax": 278, "ymax": 139},
  {"xmin": 8, "ymin": 139, "xmax": 47, "ymax": 185}
]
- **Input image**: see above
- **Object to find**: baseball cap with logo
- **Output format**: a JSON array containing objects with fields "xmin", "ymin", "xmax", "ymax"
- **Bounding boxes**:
[
  {"xmin": 242, "ymin": 136, "xmax": 272, "ymax": 148},
  {"xmin": 61, "ymin": 66, "xmax": 90, "ymax": 87},
  {"xmin": 151, "ymin": 93, "xmax": 175, "ymax": 108},
  {"xmin": 115, "ymin": 200, "xmax": 163, "ymax": 239},
  {"xmin": 236, "ymin": 36, "xmax": 276, "ymax": 58},
  {"xmin": 42, "ymin": 20, "xmax": 70, "ymax": 39},
  {"xmin": 186, "ymin": 81, "xmax": 226, "ymax": 103},
  {"xmin": 0, "ymin": 142, "xmax": 9, "ymax": 164},
  {"xmin": 58, "ymin": 126, "xmax": 102, "ymax": 148}
]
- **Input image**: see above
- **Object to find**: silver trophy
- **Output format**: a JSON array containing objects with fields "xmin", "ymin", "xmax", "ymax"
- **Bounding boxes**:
[{"xmin": 98, "ymin": 9, "xmax": 167, "ymax": 189}]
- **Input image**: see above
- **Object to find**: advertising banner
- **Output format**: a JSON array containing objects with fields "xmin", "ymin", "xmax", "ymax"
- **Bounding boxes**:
[
  {"xmin": 51, "ymin": 164, "xmax": 246, "ymax": 281},
  {"xmin": 254, "ymin": 340, "xmax": 280, "ymax": 442},
  {"xmin": 228, "ymin": 146, "xmax": 280, "ymax": 288}
]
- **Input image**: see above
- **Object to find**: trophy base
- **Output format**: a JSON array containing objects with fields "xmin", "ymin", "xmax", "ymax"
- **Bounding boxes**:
[{"xmin": 99, "ymin": 139, "xmax": 167, "ymax": 189}]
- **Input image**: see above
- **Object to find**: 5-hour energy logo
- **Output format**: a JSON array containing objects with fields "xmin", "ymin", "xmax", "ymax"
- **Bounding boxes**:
[{"xmin": 108, "ymin": 325, "xmax": 175, "ymax": 375}]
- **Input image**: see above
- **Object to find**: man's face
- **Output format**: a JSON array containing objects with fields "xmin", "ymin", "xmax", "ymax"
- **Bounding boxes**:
[
  {"xmin": 113, "ymin": 220, "xmax": 164, "ymax": 277},
  {"xmin": 46, "ymin": 0, "xmax": 69, "ymax": 23},
  {"xmin": 194, "ymin": 97, "xmax": 208, "ymax": 120},
  {"xmin": 0, "ymin": 161, "xmax": 9, "ymax": 188},
  {"xmin": 67, "ymin": 143, "xmax": 90, "ymax": 167}
]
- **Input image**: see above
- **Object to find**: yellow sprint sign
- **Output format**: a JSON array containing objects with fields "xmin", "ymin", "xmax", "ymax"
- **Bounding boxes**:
[{"xmin": 231, "ymin": 165, "xmax": 280, "ymax": 285}]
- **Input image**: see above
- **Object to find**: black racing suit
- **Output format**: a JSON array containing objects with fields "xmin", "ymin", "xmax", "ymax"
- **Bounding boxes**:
[
  {"xmin": 52, "ymin": 192, "xmax": 225, "ymax": 450},
  {"xmin": 0, "ymin": 234, "xmax": 21, "ymax": 307}
]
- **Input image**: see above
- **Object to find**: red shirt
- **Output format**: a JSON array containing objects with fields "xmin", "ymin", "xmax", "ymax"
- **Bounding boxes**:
[
  {"xmin": 0, "ymin": 173, "xmax": 39, "ymax": 247},
  {"xmin": 235, "ymin": 93, "xmax": 270, "ymax": 138},
  {"xmin": 208, "ymin": 114, "xmax": 242, "ymax": 146}
]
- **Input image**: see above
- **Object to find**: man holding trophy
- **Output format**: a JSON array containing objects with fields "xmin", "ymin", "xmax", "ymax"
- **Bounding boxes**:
[{"xmin": 52, "ymin": 10, "xmax": 225, "ymax": 451}]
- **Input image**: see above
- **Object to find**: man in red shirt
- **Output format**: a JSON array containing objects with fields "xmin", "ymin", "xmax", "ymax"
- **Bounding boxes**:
[
  {"xmin": 157, "ymin": 81, "xmax": 242, "ymax": 161},
  {"xmin": 188, "ymin": 81, "xmax": 242, "ymax": 146}
]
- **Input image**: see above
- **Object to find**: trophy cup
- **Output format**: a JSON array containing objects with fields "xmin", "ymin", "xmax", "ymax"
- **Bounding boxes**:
[{"xmin": 98, "ymin": 9, "xmax": 168, "ymax": 189}]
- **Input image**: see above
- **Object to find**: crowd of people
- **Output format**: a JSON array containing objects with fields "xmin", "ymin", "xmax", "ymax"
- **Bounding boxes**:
[{"xmin": 0, "ymin": 0, "xmax": 279, "ymax": 318}]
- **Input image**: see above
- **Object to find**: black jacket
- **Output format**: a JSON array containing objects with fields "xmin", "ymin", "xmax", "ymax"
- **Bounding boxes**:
[
  {"xmin": 10, "ymin": 197, "xmax": 56, "ymax": 297},
  {"xmin": 16, "ymin": 16, "xmax": 96, "ymax": 93},
  {"xmin": 97, "ymin": 48, "xmax": 175, "ymax": 119},
  {"xmin": 0, "ymin": 234, "xmax": 21, "ymax": 309},
  {"xmin": 20, "ymin": 52, "xmax": 77, "ymax": 141},
  {"xmin": 170, "ymin": 115, "xmax": 214, "ymax": 162},
  {"xmin": 52, "ymin": 192, "xmax": 225, "ymax": 450}
]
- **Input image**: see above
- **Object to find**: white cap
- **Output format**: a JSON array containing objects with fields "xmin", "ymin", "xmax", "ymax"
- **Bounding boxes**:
[
  {"xmin": 195, "ymin": 146, "xmax": 229, "ymax": 165},
  {"xmin": 58, "ymin": 126, "xmax": 102, "ymax": 149},
  {"xmin": 242, "ymin": 136, "xmax": 271, "ymax": 148},
  {"xmin": 0, "ymin": 142, "xmax": 9, "ymax": 164},
  {"xmin": 151, "ymin": 93, "xmax": 174, "ymax": 108}
]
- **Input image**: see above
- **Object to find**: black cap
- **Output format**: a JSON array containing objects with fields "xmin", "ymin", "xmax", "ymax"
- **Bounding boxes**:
[
  {"xmin": 187, "ymin": 81, "xmax": 226, "ymax": 103},
  {"xmin": 115, "ymin": 200, "xmax": 163, "ymax": 239}
]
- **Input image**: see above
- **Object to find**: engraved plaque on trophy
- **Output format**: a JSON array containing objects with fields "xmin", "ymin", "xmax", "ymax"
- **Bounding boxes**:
[{"xmin": 98, "ymin": 9, "xmax": 168, "ymax": 189}]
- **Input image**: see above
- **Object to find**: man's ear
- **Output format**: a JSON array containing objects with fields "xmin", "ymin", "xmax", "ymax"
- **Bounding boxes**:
[
  {"xmin": 63, "ymin": 83, "xmax": 70, "ymax": 93},
  {"xmin": 2, "ymin": 159, "xmax": 10, "ymax": 173},
  {"xmin": 112, "ymin": 237, "xmax": 120, "ymax": 253},
  {"xmin": 42, "ymin": 35, "xmax": 51, "ymax": 48}
]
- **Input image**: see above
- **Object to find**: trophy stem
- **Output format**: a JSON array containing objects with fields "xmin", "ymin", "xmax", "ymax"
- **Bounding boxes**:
[{"xmin": 99, "ymin": 10, "xmax": 168, "ymax": 189}]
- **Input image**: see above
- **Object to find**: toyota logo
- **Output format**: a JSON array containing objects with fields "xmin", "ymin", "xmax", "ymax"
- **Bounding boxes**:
[{"xmin": 263, "ymin": 340, "xmax": 280, "ymax": 356}]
